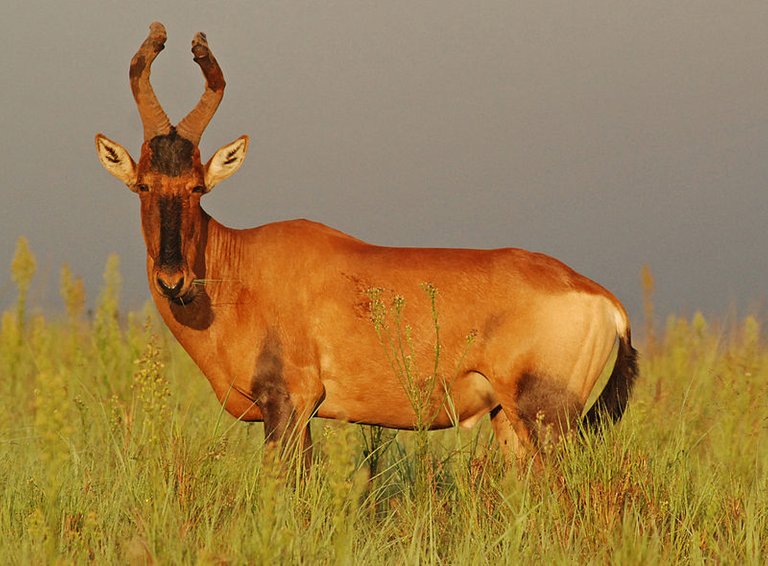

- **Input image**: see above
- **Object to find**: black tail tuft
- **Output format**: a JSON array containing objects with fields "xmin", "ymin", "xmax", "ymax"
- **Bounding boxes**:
[{"xmin": 582, "ymin": 335, "xmax": 639, "ymax": 429}]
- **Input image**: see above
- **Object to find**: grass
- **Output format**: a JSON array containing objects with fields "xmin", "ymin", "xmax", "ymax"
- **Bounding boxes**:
[{"xmin": 0, "ymin": 239, "xmax": 766, "ymax": 564}]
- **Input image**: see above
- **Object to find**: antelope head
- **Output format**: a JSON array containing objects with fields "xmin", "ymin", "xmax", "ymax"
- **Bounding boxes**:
[{"xmin": 95, "ymin": 22, "xmax": 248, "ymax": 304}]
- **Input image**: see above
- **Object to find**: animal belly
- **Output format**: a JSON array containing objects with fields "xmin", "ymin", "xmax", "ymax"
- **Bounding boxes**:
[{"xmin": 317, "ymin": 370, "xmax": 497, "ymax": 430}]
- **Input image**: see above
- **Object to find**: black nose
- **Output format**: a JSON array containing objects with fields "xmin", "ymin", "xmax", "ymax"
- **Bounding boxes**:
[{"xmin": 156, "ymin": 274, "xmax": 184, "ymax": 297}]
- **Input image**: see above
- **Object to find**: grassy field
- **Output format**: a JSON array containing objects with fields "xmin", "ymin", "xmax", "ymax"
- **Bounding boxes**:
[{"xmin": 1, "ymin": 239, "xmax": 766, "ymax": 564}]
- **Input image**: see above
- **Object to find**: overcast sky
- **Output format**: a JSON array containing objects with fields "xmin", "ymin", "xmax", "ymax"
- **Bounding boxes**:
[{"xmin": 1, "ymin": 1, "xmax": 767, "ymax": 329}]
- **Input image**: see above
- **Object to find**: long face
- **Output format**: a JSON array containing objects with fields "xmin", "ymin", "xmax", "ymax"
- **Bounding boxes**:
[
  {"xmin": 95, "ymin": 22, "xmax": 248, "ymax": 304},
  {"xmin": 136, "ymin": 132, "xmax": 207, "ymax": 302}
]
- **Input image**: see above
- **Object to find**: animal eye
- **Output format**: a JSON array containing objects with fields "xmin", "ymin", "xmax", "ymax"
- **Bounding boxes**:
[
  {"xmin": 136, "ymin": 183, "xmax": 150, "ymax": 193},
  {"xmin": 192, "ymin": 185, "xmax": 205, "ymax": 194}
]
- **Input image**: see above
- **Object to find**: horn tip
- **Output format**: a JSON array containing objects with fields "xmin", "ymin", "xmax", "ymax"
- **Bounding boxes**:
[
  {"xmin": 148, "ymin": 22, "xmax": 167, "ymax": 46},
  {"xmin": 191, "ymin": 32, "xmax": 209, "ymax": 57},
  {"xmin": 149, "ymin": 22, "xmax": 166, "ymax": 34}
]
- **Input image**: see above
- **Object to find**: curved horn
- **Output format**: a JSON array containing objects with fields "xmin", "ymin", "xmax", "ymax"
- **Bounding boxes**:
[
  {"xmin": 176, "ymin": 32, "xmax": 226, "ymax": 145},
  {"xmin": 129, "ymin": 22, "xmax": 172, "ymax": 140}
]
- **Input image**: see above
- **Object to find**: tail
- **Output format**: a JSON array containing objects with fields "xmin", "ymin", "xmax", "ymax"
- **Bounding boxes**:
[{"xmin": 582, "ymin": 313, "xmax": 639, "ymax": 429}]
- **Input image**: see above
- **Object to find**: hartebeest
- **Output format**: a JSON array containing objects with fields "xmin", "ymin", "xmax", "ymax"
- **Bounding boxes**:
[{"xmin": 95, "ymin": 23, "xmax": 637, "ymax": 464}]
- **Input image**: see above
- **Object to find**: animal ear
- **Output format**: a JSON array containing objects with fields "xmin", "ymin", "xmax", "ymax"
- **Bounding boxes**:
[
  {"xmin": 205, "ymin": 135, "xmax": 249, "ymax": 190},
  {"xmin": 95, "ymin": 134, "xmax": 137, "ymax": 187}
]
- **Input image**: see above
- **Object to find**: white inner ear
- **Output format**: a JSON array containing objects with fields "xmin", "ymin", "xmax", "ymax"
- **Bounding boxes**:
[
  {"xmin": 205, "ymin": 135, "xmax": 249, "ymax": 190},
  {"xmin": 95, "ymin": 134, "xmax": 137, "ymax": 186}
]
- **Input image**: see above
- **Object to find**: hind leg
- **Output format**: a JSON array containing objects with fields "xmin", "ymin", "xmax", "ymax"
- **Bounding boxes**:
[
  {"xmin": 491, "ymin": 369, "xmax": 583, "ymax": 462},
  {"xmin": 515, "ymin": 372, "xmax": 582, "ymax": 453}
]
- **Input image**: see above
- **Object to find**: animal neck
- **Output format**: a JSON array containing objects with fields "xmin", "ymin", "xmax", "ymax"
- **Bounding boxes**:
[
  {"xmin": 203, "ymin": 216, "xmax": 247, "ymax": 288},
  {"xmin": 148, "ymin": 212, "xmax": 264, "ymax": 413}
]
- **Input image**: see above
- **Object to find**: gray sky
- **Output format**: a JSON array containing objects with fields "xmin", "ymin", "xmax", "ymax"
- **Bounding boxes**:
[{"xmin": 1, "ymin": 1, "xmax": 767, "ymax": 328}]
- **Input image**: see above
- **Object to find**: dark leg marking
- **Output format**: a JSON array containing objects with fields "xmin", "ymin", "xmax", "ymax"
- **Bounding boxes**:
[
  {"xmin": 250, "ymin": 331, "xmax": 292, "ymax": 442},
  {"xmin": 515, "ymin": 372, "xmax": 581, "ymax": 448},
  {"xmin": 250, "ymin": 331, "xmax": 319, "ymax": 470},
  {"xmin": 250, "ymin": 332, "xmax": 314, "ymax": 465}
]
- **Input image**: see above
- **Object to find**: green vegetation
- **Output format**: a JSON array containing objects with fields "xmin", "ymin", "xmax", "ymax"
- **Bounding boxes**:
[{"xmin": 1, "ymin": 238, "xmax": 766, "ymax": 564}]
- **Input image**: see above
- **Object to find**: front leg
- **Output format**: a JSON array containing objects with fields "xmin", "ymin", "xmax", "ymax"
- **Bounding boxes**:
[
  {"xmin": 250, "ymin": 333, "xmax": 324, "ymax": 469},
  {"xmin": 254, "ymin": 379, "xmax": 315, "ymax": 467}
]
